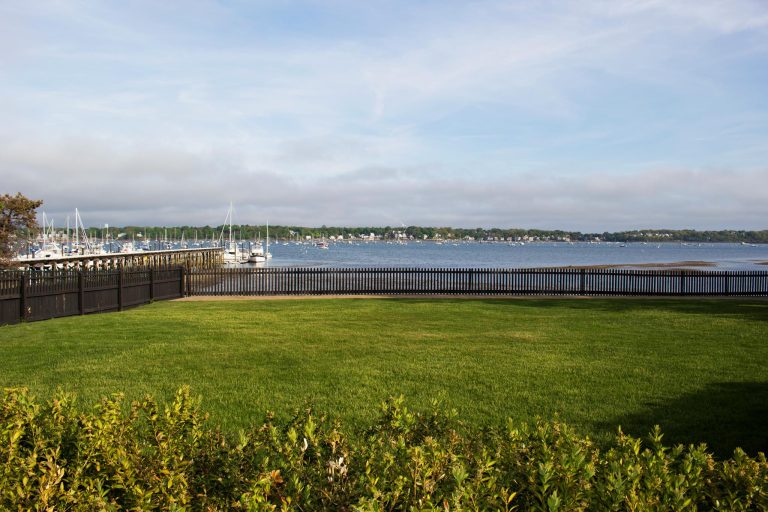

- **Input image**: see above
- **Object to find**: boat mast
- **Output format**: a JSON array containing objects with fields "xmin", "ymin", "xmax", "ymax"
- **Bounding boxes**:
[
  {"xmin": 39, "ymin": 212, "xmax": 46, "ymax": 245},
  {"xmin": 74, "ymin": 209, "xmax": 79, "ymax": 251},
  {"xmin": 229, "ymin": 201, "xmax": 233, "ymax": 246}
]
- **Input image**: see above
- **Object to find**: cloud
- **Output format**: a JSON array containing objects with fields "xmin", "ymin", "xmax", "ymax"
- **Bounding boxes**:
[
  {"xmin": 1, "ymin": 1, "xmax": 767, "ymax": 230},
  {"xmin": 2, "ymin": 136, "xmax": 766, "ymax": 230}
]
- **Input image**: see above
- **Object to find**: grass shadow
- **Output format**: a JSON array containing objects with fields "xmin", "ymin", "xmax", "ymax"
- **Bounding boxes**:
[
  {"xmin": 447, "ymin": 297, "xmax": 768, "ymax": 324},
  {"xmin": 596, "ymin": 381, "xmax": 768, "ymax": 458}
]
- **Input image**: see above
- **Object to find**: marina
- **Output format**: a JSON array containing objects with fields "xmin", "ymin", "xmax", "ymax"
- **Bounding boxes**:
[
  {"xmin": 11, "ymin": 239, "xmax": 768, "ymax": 271},
  {"xmin": 12, "ymin": 206, "xmax": 767, "ymax": 272}
]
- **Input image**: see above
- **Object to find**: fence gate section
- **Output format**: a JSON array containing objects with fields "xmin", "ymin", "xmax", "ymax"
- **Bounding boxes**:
[{"xmin": 0, "ymin": 267, "xmax": 184, "ymax": 325}]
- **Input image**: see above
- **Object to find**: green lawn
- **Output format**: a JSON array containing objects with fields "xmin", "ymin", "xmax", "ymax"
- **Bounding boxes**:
[{"xmin": 1, "ymin": 298, "xmax": 767, "ymax": 456}]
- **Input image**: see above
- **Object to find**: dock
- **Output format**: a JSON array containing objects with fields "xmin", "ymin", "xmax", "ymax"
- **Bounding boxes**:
[{"xmin": 13, "ymin": 247, "xmax": 224, "ymax": 270}]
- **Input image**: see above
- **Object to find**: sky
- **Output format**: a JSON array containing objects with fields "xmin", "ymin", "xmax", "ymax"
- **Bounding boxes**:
[{"xmin": 1, "ymin": 0, "xmax": 768, "ymax": 231}]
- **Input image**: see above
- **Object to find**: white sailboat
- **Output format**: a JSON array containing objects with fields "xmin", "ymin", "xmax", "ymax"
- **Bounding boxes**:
[
  {"xmin": 71, "ymin": 208, "xmax": 103, "ymax": 256},
  {"xmin": 248, "ymin": 221, "xmax": 272, "ymax": 263},
  {"xmin": 265, "ymin": 220, "xmax": 272, "ymax": 259},
  {"xmin": 220, "ymin": 203, "xmax": 247, "ymax": 265},
  {"xmin": 33, "ymin": 212, "xmax": 61, "ymax": 259}
]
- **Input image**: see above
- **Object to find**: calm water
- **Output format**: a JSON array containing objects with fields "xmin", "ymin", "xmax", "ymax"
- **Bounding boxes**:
[{"xmin": 252, "ymin": 242, "xmax": 768, "ymax": 270}]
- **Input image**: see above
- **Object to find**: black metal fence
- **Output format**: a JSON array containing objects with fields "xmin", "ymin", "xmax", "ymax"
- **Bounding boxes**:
[
  {"xmin": 0, "ymin": 267, "xmax": 184, "ymax": 325},
  {"xmin": 188, "ymin": 267, "xmax": 768, "ymax": 297},
  {"xmin": 3, "ymin": 267, "xmax": 767, "ymax": 326}
]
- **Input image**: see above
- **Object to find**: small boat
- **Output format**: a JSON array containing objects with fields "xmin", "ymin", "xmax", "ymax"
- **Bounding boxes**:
[
  {"xmin": 248, "ymin": 241, "xmax": 267, "ymax": 263},
  {"xmin": 223, "ymin": 240, "xmax": 243, "ymax": 264},
  {"xmin": 33, "ymin": 244, "xmax": 60, "ymax": 259}
]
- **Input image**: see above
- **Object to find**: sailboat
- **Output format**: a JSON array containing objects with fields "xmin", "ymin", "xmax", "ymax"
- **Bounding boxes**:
[
  {"xmin": 248, "ymin": 221, "xmax": 273, "ymax": 262},
  {"xmin": 71, "ymin": 208, "xmax": 103, "ymax": 256},
  {"xmin": 33, "ymin": 212, "xmax": 61, "ymax": 259},
  {"xmin": 220, "ymin": 203, "xmax": 247, "ymax": 265},
  {"xmin": 265, "ymin": 220, "xmax": 272, "ymax": 259}
]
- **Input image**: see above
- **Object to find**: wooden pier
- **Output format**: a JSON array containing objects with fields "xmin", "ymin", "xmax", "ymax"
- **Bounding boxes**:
[{"xmin": 13, "ymin": 247, "xmax": 224, "ymax": 271}]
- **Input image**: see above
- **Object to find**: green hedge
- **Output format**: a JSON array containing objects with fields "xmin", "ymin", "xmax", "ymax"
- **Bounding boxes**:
[{"xmin": 2, "ymin": 387, "xmax": 766, "ymax": 511}]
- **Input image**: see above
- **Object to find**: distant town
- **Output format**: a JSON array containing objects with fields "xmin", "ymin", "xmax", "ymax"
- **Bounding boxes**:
[{"xmin": 28, "ymin": 224, "xmax": 768, "ymax": 244}]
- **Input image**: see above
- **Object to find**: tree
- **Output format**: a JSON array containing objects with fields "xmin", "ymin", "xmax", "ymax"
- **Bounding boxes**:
[{"xmin": 0, "ymin": 193, "xmax": 43, "ymax": 268}]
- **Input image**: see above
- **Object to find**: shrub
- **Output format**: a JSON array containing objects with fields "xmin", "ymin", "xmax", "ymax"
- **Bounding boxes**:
[{"xmin": 1, "ymin": 387, "xmax": 766, "ymax": 510}]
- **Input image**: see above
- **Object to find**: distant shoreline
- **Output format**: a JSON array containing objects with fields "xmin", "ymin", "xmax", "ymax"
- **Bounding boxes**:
[
  {"xmin": 566, "ymin": 260, "xmax": 718, "ymax": 270},
  {"xmin": 70, "ymin": 223, "xmax": 768, "ymax": 246}
]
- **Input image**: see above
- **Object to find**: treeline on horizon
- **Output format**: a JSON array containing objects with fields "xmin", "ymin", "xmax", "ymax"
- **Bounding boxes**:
[{"xmin": 80, "ymin": 225, "xmax": 768, "ymax": 243}]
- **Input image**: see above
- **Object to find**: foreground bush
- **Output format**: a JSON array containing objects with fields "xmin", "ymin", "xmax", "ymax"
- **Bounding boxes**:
[{"xmin": 1, "ymin": 387, "xmax": 766, "ymax": 511}]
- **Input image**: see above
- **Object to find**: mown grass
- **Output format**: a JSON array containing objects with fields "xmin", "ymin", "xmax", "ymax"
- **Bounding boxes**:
[{"xmin": 1, "ymin": 298, "xmax": 767, "ymax": 456}]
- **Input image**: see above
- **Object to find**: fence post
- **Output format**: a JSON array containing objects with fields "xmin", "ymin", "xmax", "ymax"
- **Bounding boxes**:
[
  {"xmin": 149, "ymin": 268, "xmax": 155, "ymax": 301},
  {"xmin": 19, "ymin": 274, "xmax": 28, "ymax": 321},
  {"xmin": 179, "ymin": 266, "xmax": 186, "ymax": 297},
  {"xmin": 78, "ymin": 271, "xmax": 85, "ymax": 315},
  {"xmin": 185, "ymin": 266, "xmax": 191, "ymax": 296},
  {"xmin": 117, "ymin": 268, "xmax": 124, "ymax": 311},
  {"xmin": 679, "ymin": 271, "xmax": 686, "ymax": 295},
  {"xmin": 579, "ymin": 268, "xmax": 586, "ymax": 295}
]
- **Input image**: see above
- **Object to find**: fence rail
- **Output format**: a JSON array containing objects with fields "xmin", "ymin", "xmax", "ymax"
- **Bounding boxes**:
[
  {"xmin": 188, "ymin": 267, "xmax": 768, "ymax": 297},
  {"xmin": 0, "ymin": 267, "xmax": 184, "ymax": 325}
]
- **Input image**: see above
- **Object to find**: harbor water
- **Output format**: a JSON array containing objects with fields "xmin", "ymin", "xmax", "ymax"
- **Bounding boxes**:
[{"xmin": 248, "ymin": 242, "xmax": 768, "ymax": 270}]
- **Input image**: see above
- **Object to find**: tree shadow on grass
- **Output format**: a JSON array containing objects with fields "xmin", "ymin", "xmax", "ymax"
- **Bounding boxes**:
[
  {"xmin": 595, "ymin": 382, "xmax": 768, "ymax": 458},
  {"xmin": 445, "ymin": 297, "xmax": 768, "ymax": 324}
]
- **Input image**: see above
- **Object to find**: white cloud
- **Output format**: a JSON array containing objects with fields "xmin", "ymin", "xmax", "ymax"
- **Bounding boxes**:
[
  {"xmin": 2, "ymin": 136, "xmax": 766, "ymax": 230},
  {"xmin": 1, "ymin": 0, "xmax": 767, "ymax": 229}
]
